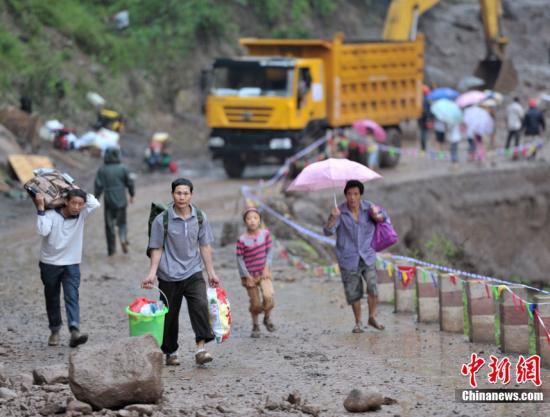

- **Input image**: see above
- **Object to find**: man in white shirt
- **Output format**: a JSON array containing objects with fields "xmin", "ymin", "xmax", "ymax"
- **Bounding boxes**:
[
  {"xmin": 33, "ymin": 189, "xmax": 100, "ymax": 347},
  {"xmin": 505, "ymin": 97, "xmax": 525, "ymax": 150}
]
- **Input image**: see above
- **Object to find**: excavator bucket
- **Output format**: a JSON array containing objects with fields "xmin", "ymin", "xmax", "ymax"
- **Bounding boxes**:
[{"xmin": 474, "ymin": 58, "xmax": 518, "ymax": 93}]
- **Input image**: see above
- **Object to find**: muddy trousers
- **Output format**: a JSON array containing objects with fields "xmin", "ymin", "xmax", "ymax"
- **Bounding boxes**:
[
  {"xmin": 39, "ymin": 262, "xmax": 81, "ymax": 332},
  {"xmin": 104, "ymin": 205, "xmax": 127, "ymax": 256},
  {"xmin": 246, "ymin": 276, "xmax": 274, "ymax": 316},
  {"xmin": 158, "ymin": 273, "xmax": 214, "ymax": 355}
]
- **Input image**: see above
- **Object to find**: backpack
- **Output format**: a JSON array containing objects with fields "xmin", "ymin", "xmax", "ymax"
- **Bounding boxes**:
[
  {"xmin": 24, "ymin": 168, "xmax": 79, "ymax": 209},
  {"xmin": 146, "ymin": 202, "xmax": 204, "ymax": 257}
]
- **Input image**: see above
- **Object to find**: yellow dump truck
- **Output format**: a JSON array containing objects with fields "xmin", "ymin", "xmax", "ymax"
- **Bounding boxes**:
[{"xmin": 205, "ymin": 33, "xmax": 423, "ymax": 177}]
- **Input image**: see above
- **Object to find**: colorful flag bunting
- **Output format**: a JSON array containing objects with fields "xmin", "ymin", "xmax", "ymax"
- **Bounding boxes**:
[
  {"xmin": 512, "ymin": 292, "xmax": 519, "ymax": 310},
  {"xmin": 402, "ymin": 271, "xmax": 409, "ymax": 286},
  {"xmin": 421, "ymin": 269, "xmax": 428, "ymax": 283},
  {"xmin": 431, "ymin": 272, "xmax": 439, "ymax": 288},
  {"xmin": 450, "ymin": 274, "xmax": 457, "ymax": 286},
  {"xmin": 527, "ymin": 307, "xmax": 533, "ymax": 321}
]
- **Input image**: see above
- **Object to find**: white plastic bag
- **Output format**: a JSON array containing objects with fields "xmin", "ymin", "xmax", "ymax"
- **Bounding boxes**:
[{"xmin": 207, "ymin": 287, "xmax": 231, "ymax": 343}]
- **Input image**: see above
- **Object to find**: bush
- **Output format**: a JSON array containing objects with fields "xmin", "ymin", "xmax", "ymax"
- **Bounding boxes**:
[
  {"xmin": 0, "ymin": 0, "xmax": 339, "ymax": 109},
  {"xmin": 0, "ymin": 28, "xmax": 24, "ymax": 87},
  {"xmin": 0, "ymin": 28, "xmax": 23, "ymax": 62}
]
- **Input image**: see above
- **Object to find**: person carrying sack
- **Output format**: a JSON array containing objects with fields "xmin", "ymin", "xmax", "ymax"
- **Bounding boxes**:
[{"xmin": 32, "ymin": 188, "xmax": 100, "ymax": 347}]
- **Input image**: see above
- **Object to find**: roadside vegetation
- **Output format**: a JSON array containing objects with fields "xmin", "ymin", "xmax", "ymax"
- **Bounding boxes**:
[{"xmin": 0, "ymin": 0, "xmax": 341, "ymax": 113}]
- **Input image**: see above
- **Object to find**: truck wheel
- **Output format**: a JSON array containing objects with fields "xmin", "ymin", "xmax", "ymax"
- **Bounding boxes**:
[
  {"xmin": 223, "ymin": 157, "xmax": 245, "ymax": 178},
  {"xmin": 379, "ymin": 128, "xmax": 401, "ymax": 168}
]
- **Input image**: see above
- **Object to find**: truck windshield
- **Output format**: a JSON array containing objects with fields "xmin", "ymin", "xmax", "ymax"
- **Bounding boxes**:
[{"xmin": 213, "ymin": 66, "xmax": 293, "ymax": 97}]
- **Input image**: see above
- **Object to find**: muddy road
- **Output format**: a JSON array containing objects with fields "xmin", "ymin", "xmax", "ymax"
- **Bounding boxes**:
[{"xmin": 1, "ymin": 166, "xmax": 550, "ymax": 416}]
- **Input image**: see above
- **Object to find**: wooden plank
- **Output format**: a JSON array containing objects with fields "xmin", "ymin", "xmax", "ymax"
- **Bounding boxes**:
[{"xmin": 8, "ymin": 154, "xmax": 54, "ymax": 184}]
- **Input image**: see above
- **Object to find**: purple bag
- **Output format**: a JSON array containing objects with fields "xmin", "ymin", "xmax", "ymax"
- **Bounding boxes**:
[{"xmin": 371, "ymin": 213, "xmax": 398, "ymax": 252}]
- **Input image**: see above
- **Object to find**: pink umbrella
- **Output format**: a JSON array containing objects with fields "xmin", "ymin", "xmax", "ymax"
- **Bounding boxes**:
[
  {"xmin": 286, "ymin": 158, "xmax": 382, "ymax": 206},
  {"xmin": 455, "ymin": 90, "xmax": 487, "ymax": 108},
  {"xmin": 352, "ymin": 119, "xmax": 387, "ymax": 142}
]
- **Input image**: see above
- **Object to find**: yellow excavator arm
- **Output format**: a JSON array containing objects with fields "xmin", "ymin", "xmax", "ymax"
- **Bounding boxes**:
[
  {"xmin": 383, "ymin": 0, "xmax": 517, "ymax": 92},
  {"xmin": 478, "ymin": 0, "xmax": 507, "ymax": 59},
  {"xmin": 474, "ymin": 0, "xmax": 517, "ymax": 92},
  {"xmin": 383, "ymin": 0, "xmax": 440, "ymax": 41}
]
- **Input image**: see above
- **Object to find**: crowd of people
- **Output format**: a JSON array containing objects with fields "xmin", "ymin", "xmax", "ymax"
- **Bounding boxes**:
[{"xmin": 418, "ymin": 91, "xmax": 546, "ymax": 167}]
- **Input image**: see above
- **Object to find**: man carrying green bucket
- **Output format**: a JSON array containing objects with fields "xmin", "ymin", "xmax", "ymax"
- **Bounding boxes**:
[
  {"xmin": 126, "ymin": 297, "xmax": 168, "ymax": 347},
  {"xmin": 142, "ymin": 178, "xmax": 220, "ymax": 366}
]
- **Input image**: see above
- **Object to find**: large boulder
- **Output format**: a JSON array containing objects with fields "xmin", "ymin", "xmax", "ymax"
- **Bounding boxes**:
[{"xmin": 69, "ymin": 334, "xmax": 163, "ymax": 410}]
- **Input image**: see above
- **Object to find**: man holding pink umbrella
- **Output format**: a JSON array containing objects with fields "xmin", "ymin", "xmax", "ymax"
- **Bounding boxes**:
[
  {"xmin": 287, "ymin": 159, "xmax": 388, "ymax": 332},
  {"xmin": 323, "ymin": 180, "xmax": 386, "ymax": 334}
]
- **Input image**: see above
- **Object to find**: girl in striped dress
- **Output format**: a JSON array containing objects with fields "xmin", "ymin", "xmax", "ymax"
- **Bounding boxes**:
[{"xmin": 236, "ymin": 207, "xmax": 276, "ymax": 338}]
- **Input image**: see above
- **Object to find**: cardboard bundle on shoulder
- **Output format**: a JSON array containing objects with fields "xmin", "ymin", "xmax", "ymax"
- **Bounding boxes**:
[{"xmin": 24, "ymin": 168, "xmax": 80, "ymax": 209}]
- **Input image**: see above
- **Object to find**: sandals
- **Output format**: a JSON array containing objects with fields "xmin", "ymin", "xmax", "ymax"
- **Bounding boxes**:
[
  {"xmin": 195, "ymin": 350, "xmax": 213, "ymax": 365},
  {"xmin": 165, "ymin": 354, "xmax": 180, "ymax": 366},
  {"xmin": 351, "ymin": 318, "xmax": 385, "ymax": 333},
  {"xmin": 263, "ymin": 317, "xmax": 276, "ymax": 332},
  {"xmin": 251, "ymin": 325, "xmax": 261, "ymax": 338},
  {"xmin": 368, "ymin": 317, "xmax": 385, "ymax": 331},
  {"xmin": 352, "ymin": 323, "xmax": 365, "ymax": 333}
]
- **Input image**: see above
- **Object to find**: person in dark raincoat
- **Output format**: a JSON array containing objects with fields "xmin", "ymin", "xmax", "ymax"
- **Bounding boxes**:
[
  {"xmin": 94, "ymin": 147, "xmax": 135, "ymax": 256},
  {"xmin": 523, "ymin": 99, "xmax": 546, "ymax": 138},
  {"xmin": 522, "ymin": 99, "xmax": 546, "ymax": 159}
]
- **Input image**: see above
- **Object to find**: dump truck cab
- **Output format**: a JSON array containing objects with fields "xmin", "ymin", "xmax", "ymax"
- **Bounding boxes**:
[
  {"xmin": 206, "ymin": 56, "xmax": 326, "ymax": 177},
  {"xmin": 205, "ymin": 34, "xmax": 423, "ymax": 177}
]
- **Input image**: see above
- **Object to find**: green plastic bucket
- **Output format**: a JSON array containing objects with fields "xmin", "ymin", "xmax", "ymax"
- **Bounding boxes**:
[{"xmin": 126, "ymin": 305, "xmax": 168, "ymax": 346}]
